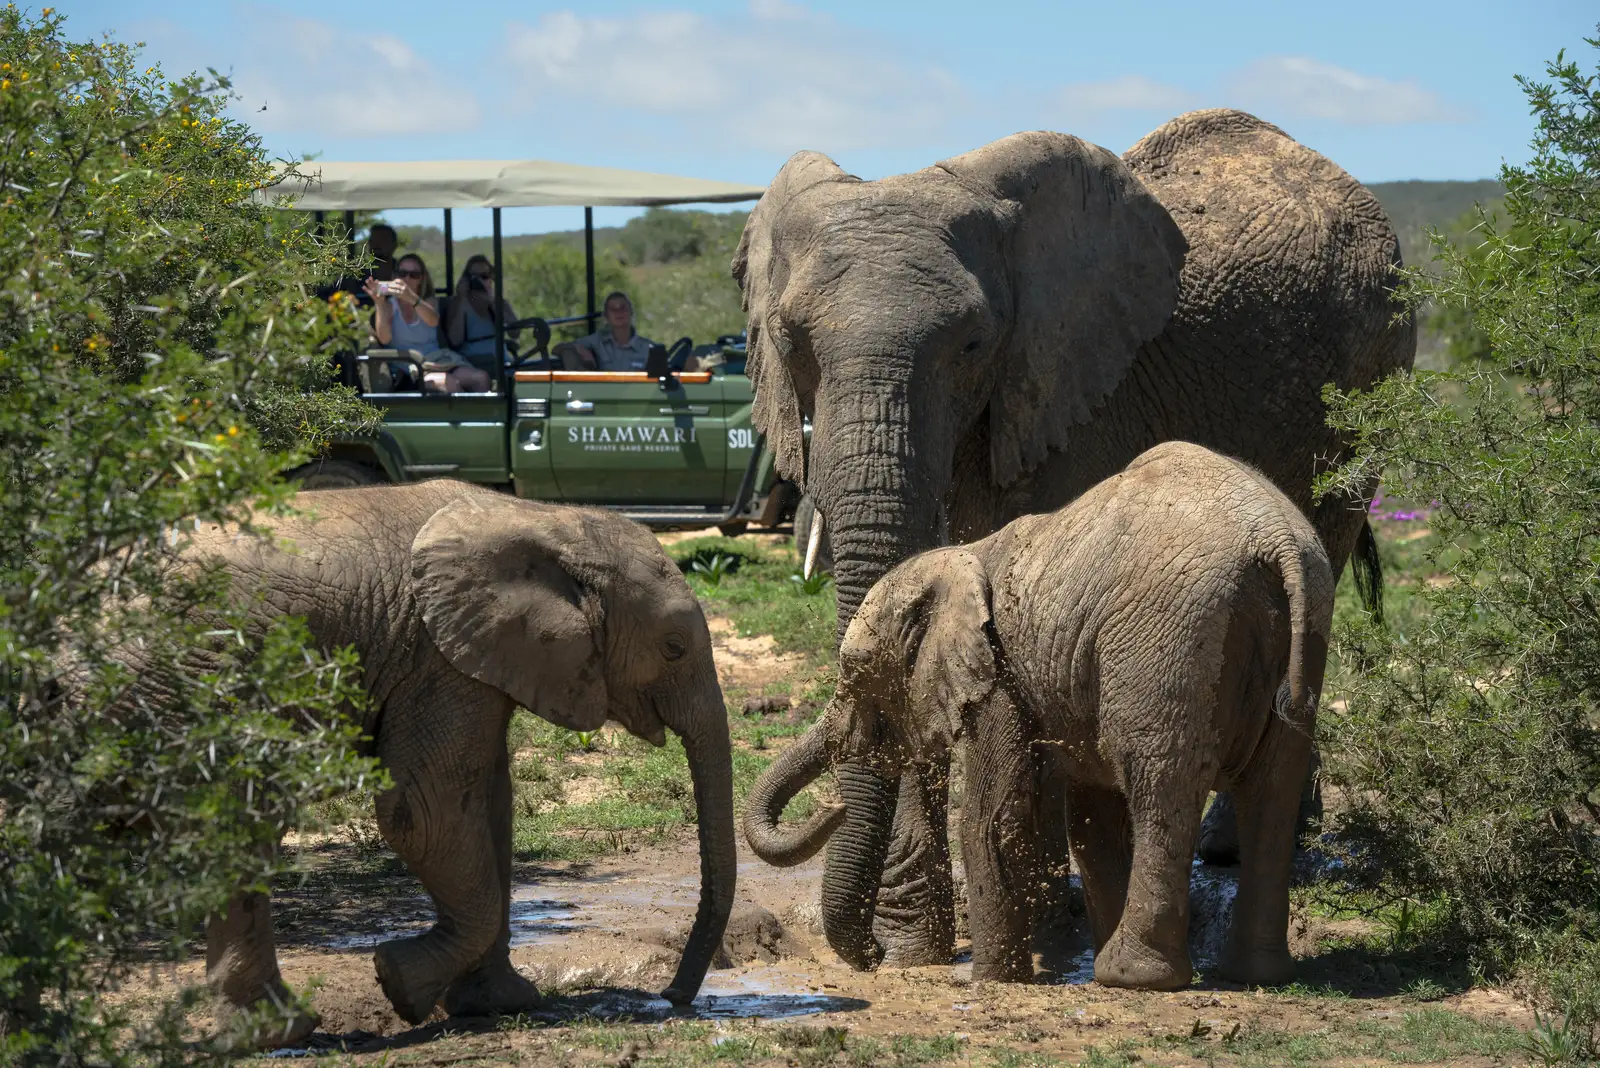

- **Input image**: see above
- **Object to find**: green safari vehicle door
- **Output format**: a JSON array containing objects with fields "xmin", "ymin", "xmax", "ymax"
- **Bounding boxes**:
[
  {"xmin": 365, "ymin": 386, "xmax": 508, "ymax": 484},
  {"xmin": 542, "ymin": 370, "xmax": 730, "ymax": 505}
]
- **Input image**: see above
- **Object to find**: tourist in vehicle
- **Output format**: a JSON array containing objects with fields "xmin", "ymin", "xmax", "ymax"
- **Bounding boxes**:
[
  {"xmin": 367, "ymin": 223, "xmax": 399, "ymax": 282},
  {"xmin": 573, "ymin": 291, "xmax": 658, "ymax": 372},
  {"xmin": 445, "ymin": 254, "xmax": 518, "ymax": 382},
  {"xmin": 362, "ymin": 253, "xmax": 440, "ymax": 390}
]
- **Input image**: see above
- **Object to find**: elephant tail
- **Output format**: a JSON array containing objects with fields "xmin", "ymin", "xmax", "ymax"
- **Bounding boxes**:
[
  {"xmin": 1269, "ymin": 531, "xmax": 1336, "ymax": 721},
  {"xmin": 741, "ymin": 726, "xmax": 847, "ymax": 867}
]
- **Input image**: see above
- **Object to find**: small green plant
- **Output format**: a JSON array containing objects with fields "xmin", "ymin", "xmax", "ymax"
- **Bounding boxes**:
[
  {"xmin": 690, "ymin": 551, "xmax": 738, "ymax": 586},
  {"xmin": 571, "ymin": 728, "xmax": 604, "ymax": 751},
  {"xmin": 792, "ymin": 570, "xmax": 834, "ymax": 595},
  {"xmin": 1523, "ymin": 1009, "xmax": 1596, "ymax": 1066},
  {"xmin": 1402, "ymin": 976, "xmax": 1447, "ymax": 1002}
]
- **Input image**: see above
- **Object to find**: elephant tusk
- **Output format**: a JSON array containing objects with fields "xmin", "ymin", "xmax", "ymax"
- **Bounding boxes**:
[{"xmin": 804, "ymin": 506, "xmax": 826, "ymax": 581}]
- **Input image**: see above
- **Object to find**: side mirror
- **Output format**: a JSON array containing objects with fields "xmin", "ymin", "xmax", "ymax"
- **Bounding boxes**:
[{"xmin": 645, "ymin": 343, "xmax": 677, "ymax": 390}]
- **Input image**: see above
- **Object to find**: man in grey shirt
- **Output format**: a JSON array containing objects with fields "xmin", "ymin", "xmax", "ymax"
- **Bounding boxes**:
[{"xmin": 574, "ymin": 291, "xmax": 657, "ymax": 371}]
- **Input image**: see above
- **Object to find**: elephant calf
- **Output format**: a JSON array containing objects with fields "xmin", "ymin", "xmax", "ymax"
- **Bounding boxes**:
[
  {"xmin": 750, "ymin": 441, "xmax": 1333, "ymax": 989},
  {"xmin": 178, "ymin": 481, "xmax": 734, "ymax": 1043}
]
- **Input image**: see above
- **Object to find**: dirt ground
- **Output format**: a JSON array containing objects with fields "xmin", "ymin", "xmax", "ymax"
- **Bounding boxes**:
[
  {"xmin": 201, "ymin": 831, "xmax": 1537, "ymax": 1065},
  {"xmin": 138, "ymin": 526, "xmax": 1544, "ymax": 1064}
]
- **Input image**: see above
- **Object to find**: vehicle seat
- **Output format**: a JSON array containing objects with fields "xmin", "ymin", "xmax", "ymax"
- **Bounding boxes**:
[{"xmin": 360, "ymin": 348, "xmax": 425, "ymax": 393}]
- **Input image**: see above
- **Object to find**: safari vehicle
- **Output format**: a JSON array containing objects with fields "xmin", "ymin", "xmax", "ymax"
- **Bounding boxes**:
[{"xmin": 264, "ymin": 159, "xmax": 802, "ymax": 534}]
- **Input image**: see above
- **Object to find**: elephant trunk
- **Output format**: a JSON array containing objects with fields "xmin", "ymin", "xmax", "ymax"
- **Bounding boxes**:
[
  {"xmin": 742, "ymin": 726, "xmax": 847, "ymax": 866},
  {"xmin": 813, "ymin": 384, "xmax": 946, "ymax": 640},
  {"xmin": 807, "ymin": 384, "xmax": 949, "ymax": 964},
  {"xmin": 821, "ymin": 763, "xmax": 900, "ymax": 969},
  {"xmin": 658, "ymin": 676, "xmax": 737, "ymax": 1006}
]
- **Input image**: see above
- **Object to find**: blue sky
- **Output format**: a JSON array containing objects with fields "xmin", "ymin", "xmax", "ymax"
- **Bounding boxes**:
[{"xmin": 56, "ymin": 0, "xmax": 1598, "ymax": 236}]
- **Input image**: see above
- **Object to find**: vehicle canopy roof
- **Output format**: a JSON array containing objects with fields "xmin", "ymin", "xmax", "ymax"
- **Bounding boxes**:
[{"xmin": 257, "ymin": 159, "xmax": 767, "ymax": 211}]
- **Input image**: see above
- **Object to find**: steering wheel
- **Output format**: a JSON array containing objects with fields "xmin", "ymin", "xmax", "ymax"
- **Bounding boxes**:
[{"xmin": 503, "ymin": 316, "xmax": 554, "ymax": 367}]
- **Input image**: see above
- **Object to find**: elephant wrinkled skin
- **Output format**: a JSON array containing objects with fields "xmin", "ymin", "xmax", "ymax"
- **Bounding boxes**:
[
  {"xmin": 182, "ymin": 481, "xmax": 734, "ymax": 1044},
  {"xmin": 763, "ymin": 443, "xmax": 1335, "ymax": 986},
  {"xmin": 736, "ymin": 109, "xmax": 1414, "ymax": 966}
]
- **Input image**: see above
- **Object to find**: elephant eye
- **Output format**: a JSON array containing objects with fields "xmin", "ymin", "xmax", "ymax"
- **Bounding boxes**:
[
  {"xmin": 662, "ymin": 634, "xmax": 687, "ymax": 662},
  {"xmin": 963, "ymin": 338, "xmax": 981, "ymax": 353}
]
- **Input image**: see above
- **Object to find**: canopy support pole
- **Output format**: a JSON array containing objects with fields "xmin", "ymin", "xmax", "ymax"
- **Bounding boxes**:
[
  {"xmin": 584, "ymin": 206, "xmax": 597, "ymax": 334},
  {"xmin": 343, "ymin": 210, "xmax": 356, "ymax": 262},
  {"xmin": 443, "ymin": 208, "xmax": 454, "ymax": 296},
  {"xmin": 493, "ymin": 207, "xmax": 505, "ymax": 375}
]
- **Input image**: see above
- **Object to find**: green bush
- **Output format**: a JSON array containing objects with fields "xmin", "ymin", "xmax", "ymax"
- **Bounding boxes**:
[
  {"xmin": 0, "ymin": 10, "xmax": 382, "ymax": 1061},
  {"xmin": 1320, "ymin": 33, "xmax": 1600, "ymax": 1026}
]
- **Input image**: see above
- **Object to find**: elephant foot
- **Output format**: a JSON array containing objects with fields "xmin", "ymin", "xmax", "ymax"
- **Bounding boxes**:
[
  {"xmin": 879, "ymin": 940, "xmax": 956, "ymax": 967},
  {"xmin": 442, "ymin": 960, "xmax": 541, "ymax": 1018},
  {"xmin": 1221, "ymin": 945, "xmax": 1295, "ymax": 988},
  {"xmin": 374, "ymin": 938, "xmax": 451, "ymax": 1025},
  {"xmin": 1197, "ymin": 793, "xmax": 1240, "ymax": 866},
  {"xmin": 873, "ymin": 890, "xmax": 956, "ymax": 967},
  {"xmin": 1094, "ymin": 931, "xmax": 1191, "ymax": 991},
  {"xmin": 217, "ymin": 997, "xmax": 320, "ymax": 1051},
  {"xmin": 971, "ymin": 950, "xmax": 1035, "ymax": 985}
]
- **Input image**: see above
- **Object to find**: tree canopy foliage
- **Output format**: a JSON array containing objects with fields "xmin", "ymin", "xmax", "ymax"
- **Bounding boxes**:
[
  {"xmin": 1321, "ymin": 32, "xmax": 1600, "ymax": 1024},
  {"xmin": 0, "ymin": 9, "xmax": 381, "ymax": 1060}
]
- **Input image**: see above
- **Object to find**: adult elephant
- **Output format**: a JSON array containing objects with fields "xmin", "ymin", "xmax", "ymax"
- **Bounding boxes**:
[
  {"xmin": 737, "ymin": 109, "xmax": 1414, "ymax": 970},
  {"xmin": 188, "ymin": 481, "xmax": 733, "ymax": 1042}
]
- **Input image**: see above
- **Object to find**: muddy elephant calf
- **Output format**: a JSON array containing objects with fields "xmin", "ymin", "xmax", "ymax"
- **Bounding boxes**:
[
  {"xmin": 750, "ymin": 442, "xmax": 1334, "ymax": 988},
  {"xmin": 175, "ymin": 481, "xmax": 734, "ymax": 1043}
]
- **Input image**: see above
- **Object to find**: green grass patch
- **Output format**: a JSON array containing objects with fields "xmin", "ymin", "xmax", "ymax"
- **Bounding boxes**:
[{"xmin": 668, "ymin": 535, "xmax": 838, "ymax": 663}]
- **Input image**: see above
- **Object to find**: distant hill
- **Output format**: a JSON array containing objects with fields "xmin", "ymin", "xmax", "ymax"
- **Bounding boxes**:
[{"xmin": 1367, "ymin": 179, "xmax": 1504, "ymax": 268}]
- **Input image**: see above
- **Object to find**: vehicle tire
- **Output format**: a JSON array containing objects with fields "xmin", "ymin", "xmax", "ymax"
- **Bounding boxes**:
[
  {"xmin": 792, "ymin": 495, "xmax": 833, "ymax": 574},
  {"xmin": 717, "ymin": 520, "xmax": 749, "ymax": 537},
  {"xmin": 285, "ymin": 459, "xmax": 385, "ymax": 490}
]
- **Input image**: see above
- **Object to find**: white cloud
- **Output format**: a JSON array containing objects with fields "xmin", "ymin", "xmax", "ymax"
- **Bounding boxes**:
[
  {"xmin": 503, "ymin": 1, "xmax": 968, "ymax": 153},
  {"xmin": 1223, "ymin": 57, "xmax": 1468, "ymax": 126},
  {"xmin": 1056, "ymin": 74, "xmax": 1194, "ymax": 115},
  {"xmin": 228, "ymin": 14, "xmax": 476, "ymax": 140}
]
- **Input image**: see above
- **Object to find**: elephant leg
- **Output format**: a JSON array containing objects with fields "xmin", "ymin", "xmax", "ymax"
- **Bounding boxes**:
[
  {"xmin": 1197, "ymin": 791, "xmax": 1241, "ymax": 866},
  {"xmin": 961, "ymin": 689, "xmax": 1037, "ymax": 983},
  {"xmin": 373, "ymin": 718, "xmax": 510, "ymax": 1025},
  {"xmin": 1094, "ymin": 744, "xmax": 1210, "ymax": 991},
  {"xmin": 442, "ymin": 740, "xmax": 541, "ymax": 1018},
  {"xmin": 1223, "ymin": 714, "xmax": 1313, "ymax": 986},
  {"xmin": 1030, "ymin": 743, "xmax": 1077, "ymax": 962},
  {"xmin": 1065, "ymin": 781, "xmax": 1131, "ymax": 955},
  {"xmin": 871, "ymin": 759, "xmax": 956, "ymax": 966},
  {"xmin": 206, "ymin": 886, "xmax": 318, "ymax": 1048}
]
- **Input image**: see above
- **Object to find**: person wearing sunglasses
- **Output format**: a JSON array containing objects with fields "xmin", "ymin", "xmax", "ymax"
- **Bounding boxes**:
[
  {"xmin": 365, "ymin": 253, "xmax": 439, "ymax": 352},
  {"xmin": 362, "ymin": 253, "xmax": 441, "ymax": 390},
  {"xmin": 445, "ymin": 254, "xmax": 519, "ymax": 385}
]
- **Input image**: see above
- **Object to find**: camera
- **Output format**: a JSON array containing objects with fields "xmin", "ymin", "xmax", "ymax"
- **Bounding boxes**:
[
  {"xmin": 466, "ymin": 275, "xmax": 486, "ymax": 294},
  {"xmin": 378, "ymin": 279, "xmax": 406, "ymax": 296}
]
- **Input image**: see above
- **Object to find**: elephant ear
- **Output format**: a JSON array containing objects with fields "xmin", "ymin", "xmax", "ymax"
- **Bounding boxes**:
[
  {"xmin": 898, "ymin": 548, "xmax": 996, "ymax": 759},
  {"xmin": 938, "ymin": 131, "xmax": 1188, "ymax": 488},
  {"xmin": 733, "ymin": 150, "xmax": 858, "ymax": 485},
  {"xmin": 411, "ymin": 495, "xmax": 609, "ymax": 732}
]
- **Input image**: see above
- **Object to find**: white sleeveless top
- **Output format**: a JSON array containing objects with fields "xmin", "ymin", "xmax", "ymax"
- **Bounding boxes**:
[{"xmin": 387, "ymin": 297, "xmax": 439, "ymax": 356}]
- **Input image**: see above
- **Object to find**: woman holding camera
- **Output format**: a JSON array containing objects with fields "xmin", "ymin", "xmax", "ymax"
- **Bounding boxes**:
[
  {"xmin": 365, "ymin": 253, "xmax": 440, "ymax": 353},
  {"xmin": 446, "ymin": 254, "xmax": 519, "ymax": 381},
  {"xmin": 362, "ymin": 252, "xmax": 440, "ymax": 389}
]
